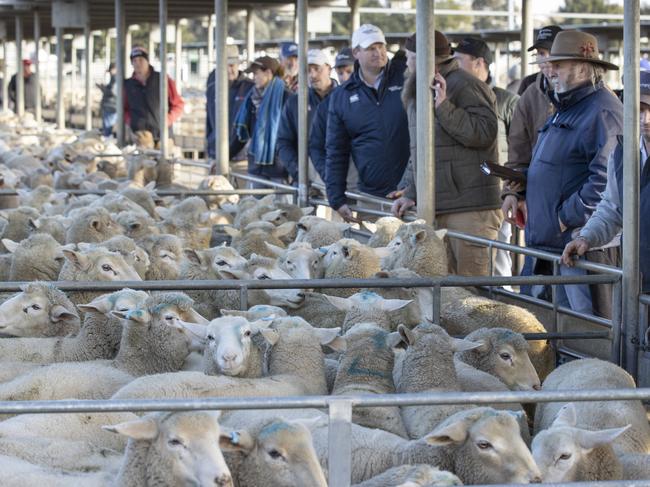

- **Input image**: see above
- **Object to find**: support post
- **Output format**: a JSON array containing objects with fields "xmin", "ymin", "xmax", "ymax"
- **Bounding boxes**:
[
  {"xmin": 174, "ymin": 20, "xmax": 182, "ymax": 92},
  {"xmin": 148, "ymin": 30, "xmax": 155, "ymax": 65},
  {"xmin": 33, "ymin": 10, "xmax": 41, "ymax": 122},
  {"xmin": 55, "ymin": 27, "xmax": 65, "ymax": 128},
  {"xmin": 214, "ymin": 0, "xmax": 229, "ymax": 175},
  {"xmin": 328, "ymin": 399, "xmax": 352, "ymax": 487},
  {"xmin": 246, "ymin": 8, "xmax": 255, "ymax": 63},
  {"xmin": 622, "ymin": 0, "xmax": 641, "ymax": 377},
  {"xmin": 207, "ymin": 15, "xmax": 215, "ymax": 67},
  {"xmin": 520, "ymin": 0, "xmax": 533, "ymax": 78},
  {"xmin": 84, "ymin": 26, "xmax": 93, "ymax": 130},
  {"xmin": 415, "ymin": 0, "xmax": 435, "ymax": 224},
  {"xmin": 115, "ymin": 0, "xmax": 125, "ymax": 144},
  {"xmin": 2, "ymin": 42, "xmax": 8, "ymax": 112},
  {"xmin": 71, "ymin": 36, "xmax": 77, "ymax": 108},
  {"xmin": 159, "ymin": 0, "xmax": 169, "ymax": 159},
  {"xmin": 105, "ymin": 30, "xmax": 111, "ymax": 68},
  {"xmin": 297, "ymin": 0, "xmax": 308, "ymax": 207},
  {"xmin": 15, "ymin": 15, "xmax": 24, "ymax": 117},
  {"xmin": 125, "ymin": 29, "xmax": 132, "ymax": 63},
  {"xmin": 349, "ymin": 0, "xmax": 360, "ymax": 33}
]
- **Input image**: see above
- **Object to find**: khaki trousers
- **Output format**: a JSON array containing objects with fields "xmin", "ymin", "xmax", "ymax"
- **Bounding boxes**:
[{"xmin": 436, "ymin": 209, "xmax": 503, "ymax": 277}]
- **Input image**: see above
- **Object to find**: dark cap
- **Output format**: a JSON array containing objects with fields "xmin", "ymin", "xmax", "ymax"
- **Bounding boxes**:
[
  {"xmin": 280, "ymin": 42, "xmax": 298, "ymax": 59},
  {"xmin": 334, "ymin": 47, "xmax": 354, "ymax": 68},
  {"xmin": 245, "ymin": 56, "xmax": 281, "ymax": 75},
  {"xmin": 405, "ymin": 33, "xmax": 416, "ymax": 53},
  {"xmin": 130, "ymin": 46, "xmax": 149, "ymax": 61},
  {"xmin": 454, "ymin": 37, "xmax": 493, "ymax": 65},
  {"xmin": 641, "ymin": 70, "xmax": 650, "ymax": 105},
  {"xmin": 527, "ymin": 25, "xmax": 563, "ymax": 52}
]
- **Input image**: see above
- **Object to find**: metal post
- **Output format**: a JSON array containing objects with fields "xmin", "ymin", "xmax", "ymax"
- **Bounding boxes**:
[
  {"xmin": 148, "ymin": 30, "xmax": 155, "ymax": 65},
  {"xmin": 246, "ymin": 9, "xmax": 255, "ymax": 63},
  {"xmin": 44, "ymin": 38, "xmax": 51, "ymax": 109},
  {"xmin": 207, "ymin": 15, "xmax": 215, "ymax": 67},
  {"xmin": 349, "ymin": 0, "xmax": 360, "ymax": 33},
  {"xmin": 159, "ymin": 0, "xmax": 169, "ymax": 159},
  {"xmin": 415, "ymin": 0, "xmax": 434, "ymax": 224},
  {"xmin": 84, "ymin": 26, "xmax": 93, "ymax": 131},
  {"xmin": 328, "ymin": 399, "xmax": 352, "ymax": 487},
  {"xmin": 493, "ymin": 43, "xmax": 500, "ymax": 88},
  {"xmin": 33, "ymin": 10, "xmax": 41, "ymax": 122},
  {"xmin": 293, "ymin": 7, "xmax": 299, "ymax": 44},
  {"xmin": 105, "ymin": 30, "xmax": 111, "ymax": 68},
  {"xmin": 520, "ymin": 0, "xmax": 533, "ymax": 78},
  {"xmin": 174, "ymin": 20, "xmax": 182, "ymax": 92},
  {"xmin": 125, "ymin": 29, "xmax": 132, "ymax": 63},
  {"xmin": 622, "ymin": 0, "xmax": 641, "ymax": 377},
  {"xmin": 55, "ymin": 27, "xmax": 65, "ymax": 129},
  {"xmin": 2, "ymin": 42, "xmax": 8, "ymax": 112},
  {"xmin": 71, "ymin": 36, "xmax": 77, "ymax": 109},
  {"xmin": 612, "ymin": 279, "xmax": 622, "ymax": 366},
  {"xmin": 297, "ymin": 0, "xmax": 309, "ymax": 207},
  {"xmin": 15, "ymin": 15, "xmax": 24, "ymax": 117},
  {"xmin": 214, "ymin": 0, "xmax": 229, "ymax": 176},
  {"xmin": 115, "ymin": 0, "xmax": 125, "ymax": 145}
]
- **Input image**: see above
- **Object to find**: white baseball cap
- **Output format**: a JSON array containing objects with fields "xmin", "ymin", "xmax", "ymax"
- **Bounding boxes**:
[
  {"xmin": 351, "ymin": 24, "xmax": 386, "ymax": 49},
  {"xmin": 307, "ymin": 49, "xmax": 331, "ymax": 66}
]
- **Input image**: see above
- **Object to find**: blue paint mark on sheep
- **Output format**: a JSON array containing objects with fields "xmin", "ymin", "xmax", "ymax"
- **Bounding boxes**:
[
  {"xmin": 259, "ymin": 421, "xmax": 294, "ymax": 439},
  {"xmin": 346, "ymin": 357, "xmax": 390, "ymax": 380}
]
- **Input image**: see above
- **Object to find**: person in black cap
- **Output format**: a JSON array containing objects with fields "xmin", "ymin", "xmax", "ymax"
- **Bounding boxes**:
[
  {"xmin": 518, "ymin": 25, "xmax": 563, "ymax": 96},
  {"xmin": 97, "ymin": 62, "xmax": 117, "ymax": 137},
  {"xmin": 334, "ymin": 47, "xmax": 355, "ymax": 83},
  {"xmin": 123, "ymin": 46, "xmax": 185, "ymax": 146}
]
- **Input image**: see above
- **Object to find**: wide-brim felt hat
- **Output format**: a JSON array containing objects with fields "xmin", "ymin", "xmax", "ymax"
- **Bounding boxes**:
[{"xmin": 531, "ymin": 30, "xmax": 618, "ymax": 70}]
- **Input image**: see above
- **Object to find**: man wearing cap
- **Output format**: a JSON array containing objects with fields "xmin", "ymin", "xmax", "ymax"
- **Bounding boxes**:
[
  {"xmin": 97, "ymin": 62, "xmax": 117, "ymax": 137},
  {"xmin": 334, "ymin": 47, "xmax": 355, "ymax": 83},
  {"xmin": 123, "ymin": 46, "xmax": 185, "ymax": 145},
  {"xmin": 277, "ymin": 49, "xmax": 337, "ymax": 184},
  {"xmin": 325, "ymin": 24, "xmax": 409, "ymax": 221},
  {"xmin": 206, "ymin": 45, "xmax": 254, "ymax": 161},
  {"xmin": 523, "ymin": 30, "xmax": 623, "ymax": 316},
  {"xmin": 280, "ymin": 42, "xmax": 299, "ymax": 92},
  {"xmin": 562, "ymin": 70, "xmax": 650, "ymax": 293},
  {"xmin": 390, "ymin": 31, "xmax": 501, "ymax": 277},
  {"xmin": 8, "ymin": 59, "xmax": 39, "ymax": 114}
]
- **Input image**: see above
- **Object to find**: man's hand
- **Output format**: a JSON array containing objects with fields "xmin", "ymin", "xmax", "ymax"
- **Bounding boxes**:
[
  {"xmin": 558, "ymin": 216, "xmax": 567, "ymax": 233},
  {"xmin": 504, "ymin": 179, "xmax": 526, "ymax": 193},
  {"xmin": 386, "ymin": 189, "xmax": 405, "ymax": 199},
  {"xmin": 561, "ymin": 237, "xmax": 590, "ymax": 267},
  {"xmin": 336, "ymin": 204, "xmax": 361, "ymax": 223},
  {"xmin": 391, "ymin": 197, "xmax": 416, "ymax": 218},
  {"xmin": 433, "ymin": 73, "xmax": 447, "ymax": 108},
  {"xmin": 502, "ymin": 195, "xmax": 527, "ymax": 227}
]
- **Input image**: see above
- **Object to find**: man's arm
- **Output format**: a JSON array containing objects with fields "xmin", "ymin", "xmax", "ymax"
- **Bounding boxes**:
[
  {"xmin": 308, "ymin": 99, "xmax": 329, "ymax": 181},
  {"xmin": 205, "ymin": 72, "xmax": 215, "ymax": 158},
  {"xmin": 324, "ymin": 93, "xmax": 352, "ymax": 210},
  {"xmin": 123, "ymin": 80, "xmax": 131, "ymax": 125},
  {"xmin": 276, "ymin": 95, "xmax": 299, "ymax": 181},
  {"xmin": 166, "ymin": 76, "xmax": 185, "ymax": 126}
]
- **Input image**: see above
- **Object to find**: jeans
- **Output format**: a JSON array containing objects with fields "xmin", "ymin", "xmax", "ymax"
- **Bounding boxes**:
[
  {"xmin": 556, "ymin": 259, "xmax": 594, "ymax": 315},
  {"xmin": 102, "ymin": 112, "xmax": 117, "ymax": 137}
]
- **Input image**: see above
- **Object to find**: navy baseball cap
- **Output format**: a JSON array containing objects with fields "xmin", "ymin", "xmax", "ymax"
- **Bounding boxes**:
[
  {"xmin": 280, "ymin": 42, "xmax": 298, "ymax": 59},
  {"xmin": 455, "ymin": 37, "xmax": 493, "ymax": 65},
  {"xmin": 130, "ymin": 46, "xmax": 149, "ymax": 61},
  {"xmin": 334, "ymin": 47, "xmax": 354, "ymax": 68},
  {"xmin": 527, "ymin": 25, "xmax": 563, "ymax": 52}
]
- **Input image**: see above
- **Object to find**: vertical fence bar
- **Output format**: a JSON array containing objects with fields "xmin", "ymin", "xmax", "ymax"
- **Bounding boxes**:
[
  {"xmin": 214, "ymin": 0, "xmax": 229, "ymax": 176},
  {"xmin": 33, "ymin": 9, "xmax": 41, "ymax": 123},
  {"xmin": 622, "ymin": 0, "xmax": 641, "ymax": 378},
  {"xmin": 552, "ymin": 261, "xmax": 560, "ymax": 333},
  {"xmin": 297, "ymin": 0, "xmax": 309, "ymax": 207},
  {"xmin": 246, "ymin": 9, "xmax": 255, "ymax": 63},
  {"xmin": 115, "ymin": 0, "xmax": 125, "ymax": 145},
  {"xmin": 520, "ymin": 0, "xmax": 533, "ymax": 78},
  {"xmin": 207, "ymin": 15, "xmax": 215, "ymax": 67},
  {"xmin": 174, "ymin": 20, "xmax": 182, "ymax": 93},
  {"xmin": 432, "ymin": 283, "xmax": 441, "ymax": 325},
  {"xmin": 2, "ymin": 41, "xmax": 8, "ymax": 113},
  {"xmin": 415, "ymin": 0, "xmax": 434, "ymax": 225},
  {"xmin": 84, "ymin": 26, "xmax": 93, "ymax": 131},
  {"xmin": 55, "ymin": 27, "xmax": 65, "ymax": 129},
  {"xmin": 612, "ymin": 279, "xmax": 622, "ymax": 366},
  {"xmin": 15, "ymin": 15, "xmax": 24, "ymax": 117},
  {"xmin": 328, "ymin": 398, "xmax": 353, "ymax": 487},
  {"xmin": 159, "ymin": 0, "xmax": 169, "ymax": 159},
  {"xmin": 105, "ymin": 30, "xmax": 111, "ymax": 69},
  {"xmin": 70, "ymin": 35, "xmax": 77, "ymax": 109},
  {"xmin": 349, "ymin": 0, "xmax": 360, "ymax": 33}
]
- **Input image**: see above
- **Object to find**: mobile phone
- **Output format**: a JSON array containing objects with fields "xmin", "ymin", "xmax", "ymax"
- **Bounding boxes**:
[{"xmin": 515, "ymin": 209, "xmax": 526, "ymax": 229}]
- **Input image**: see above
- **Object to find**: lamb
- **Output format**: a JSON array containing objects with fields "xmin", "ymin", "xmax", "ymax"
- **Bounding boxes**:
[
  {"xmin": 287, "ymin": 291, "xmax": 347, "ymax": 328},
  {"xmin": 127, "ymin": 154, "xmax": 173, "ymax": 188},
  {"xmin": 115, "ymin": 211, "xmax": 160, "ymax": 242},
  {"xmin": 64, "ymin": 206, "xmax": 123, "ymax": 244},
  {"xmin": 381, "ymin": 223, "xmax": 449, "ymax": 277},
  {"xmin": 138, "ymin": 233, "xmax": 185, "ymax": 280},
  {"xmin": 534, "ymin": 358, "xmax": 650, "ymax": 456},
  {"xmin": 294, "ymin": 215, "xmax": 351, "ymax": 248},
  {"xmin": 265, "ymin": 241, "xmax": 325, "ymax": 279},
  {"xmin": 0, "ymin": 282, "xmax": 79, "ymax": 337},
  {"xmin": 231, "ymin": 194, "xmax": 276, "ymax": 229},
  {"xmin": 332, "ymin": 323, "xmax": 408, "ymax": 437},
  {"xmin": 28, "ymin": 215, "xmax": 71, "ymax": 244},
  {"xmin": 221, "ymin": 304, "xmax": 288, "ymax": 320},
  {"xmin": 87, "ymin": 236, "xmax": 150, "ymax": 280},
  {"xmin": 352, "ymin": 465, "xmax": 462, "ymax": 487},
  {"xmin": 89, "ymin": 191, "xmax": 150, "ymax": 216},
  {"xmin": 366, "ymin": 216, "xmax": 410, "ymax": 248},
  {"xmin": 198, "ymin": 174, "xmax": 239, "ymax": 209},
  {"xmin": 322, "ymin": 238, "xmax": 385, "ymax": 297},
  {"xmin": 224, "ymin": 221, "xmax": 294, "ymax": 259},
  {"xmin": 325, "ymin": 291, "xmax": 413, "ymax": 333},
  {"xmin": 0, "ymin": 206, "xmax": 40, "ymax": 251},
  {"xmin": 120, "ymin": 183, "xmax": 159, "ymax": 217},
  {"xmin": 16, "ymin": 186, "xmax": 65, "ymax": 212},
  {"xmin": 2, "ymin": 233, "xmax": 67, "ymax": 281}
]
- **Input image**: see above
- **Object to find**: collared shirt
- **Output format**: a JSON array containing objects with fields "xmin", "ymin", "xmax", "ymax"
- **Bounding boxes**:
[{"xmin": 359, "ymin": 67, "xmax": 384, "ymax": 91}]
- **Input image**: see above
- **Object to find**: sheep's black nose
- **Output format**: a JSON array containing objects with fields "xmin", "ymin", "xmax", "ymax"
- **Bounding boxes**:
[
  {"xmin": 297, "ymin": 292, "xmax": 305, "ymax": 299},
  {"xmin": 530, "ymin": 476, "xmax": 542, "ymax": 484}
]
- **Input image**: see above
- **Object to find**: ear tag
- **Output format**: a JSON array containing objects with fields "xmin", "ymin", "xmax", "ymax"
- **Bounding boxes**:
[{"xmin": 230, "ymin": 431, "xmax": 240, "ymax": 445}]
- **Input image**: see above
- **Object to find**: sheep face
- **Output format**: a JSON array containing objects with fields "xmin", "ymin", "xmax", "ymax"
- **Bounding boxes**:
[
  {"xmin": 106, "ymin": 411, "xmax": 233, "ymax": 487},
  {"xmin": 211, "ymin": 246, "xmax": 247, "ymax": 274},
  {"xmin": 250, "ymin": 264, "xmax": 305, "ymax": 309},
  {"xmin": 382, "ymin": 224, "xmax": 448, "ymax": 277},
  {"xmin": 267, "ymin": 242, "xmax": 324, "ymax": 280},
  {"xmin": 79, "ymin": 289, "xmax": 150, "ymax": 315},
  {"xmin": 426, "ymin": 408, "xmax": 542, "ymax": 484},
  {"xmin": 62, "ymin": 248, "xmax": 142, "ymax": 282},
  {"xmin": 221, "ymin": 420, "xmax": 327, "ymax": 487}
]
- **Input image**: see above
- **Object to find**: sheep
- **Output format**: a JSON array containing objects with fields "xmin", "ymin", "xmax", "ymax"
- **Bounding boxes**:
[
  {"xmin": 89, "ymin": 236, "xmax": 150, "ymax": 280},
  {"xmin": 89, "ymin": 191, "xmax": 149, "ymax": 216},
  {"xmin": 287, "ymin": 291, "xmax": 347, "ymax": 328},
  {"xmin": 198, "ymin": 175, "xmax": 240, "ymax": 209},
  {"xmin": 2, "ymin": 233, "xmax": 67, "ymax": 281},
  {"xmin": 28, "ymin": 215, "xmax": 70, "ymax": 244},
  {"xmin": 64, "ymin": 206, "xmax": 123, "ymax": 244},
  {"xmin": 532, "ymin": 403, "xmax": 630, "ymax": 481},
  {"xmin": 157, "ymin": 211, "xmax": 213, "ymax": 249},
  {"xmin": 0, "ymin": 282, "xmax": 79, "ymax": 337},
  {"xmin": 138, "ymin": 233, "xmax": 185, "ymax": 280},
  {"xmin": 0, "ymin": 206, "xmax": 40, "ymax": 251},
  {"xmin": 221, "ymin": 304, "xmax": 288, "ymax": 321},
  {"xmin": 231, "ymin": 194, "xmax": 276, "ymax": 229},
  {"xmin": 534, "ymin": 358, "xmax": 650, "ymax": 456},
  {"xmin": 324, "ymin": 291, "xmax": 413, "ymax": 333},
  {"xmin": 366, "ymin": 216, "xmax": 409, "ymax": 248},
  {"xmin": 16, "ymin": 186, "xmax": 65, "ymax": 212},
  {"xmin": 381, "ymin": 223, "xmax": 449, "ymax": 278},
  {"xmin": 224, "ymin": 221, "xmax": 294, "ymax": 259},
  {"xmin": 115, "ymin": 211, "xmax": 160, "ymax": 242},
  {"xmin": 126, "ymin": 154, "xmax": 173, "ymax": 188},
  {"xmin": 352, "ymin": 465, "xmax": 462, "ymax": 487},
  {"xmin": 294, "ymin": 215, "xmax": 351, "ymax": 248},
  {"xmin": 322, "ymin": 238, "xmax": 386, "ymax": 297},
  {"xmin": 265, "ymin": 241, "xmax": 325, "ymax": 279},
  {"xmin": 119, "ymin": 183, "xmax": 158, "ymax": 217},
  {"xmin": 111, "ymin": 316, "xmax": 345, "ymax": 401},
  {"xmin": 332, "ymin": 323, "xmax": 408, "ymax": 437}
]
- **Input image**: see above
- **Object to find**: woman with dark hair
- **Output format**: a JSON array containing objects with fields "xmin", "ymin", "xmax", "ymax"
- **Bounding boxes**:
[{"xmin": 230, "ymin": 56, "xmax": 293, "ymax": 184}]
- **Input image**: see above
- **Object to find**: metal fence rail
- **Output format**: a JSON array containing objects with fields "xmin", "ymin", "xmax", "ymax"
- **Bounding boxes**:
[{"xmin": 0, "ymin": 188, "xmax": 295, "ymax": 196}]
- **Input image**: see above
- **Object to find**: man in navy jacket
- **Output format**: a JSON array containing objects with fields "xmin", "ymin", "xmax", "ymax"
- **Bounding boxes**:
[{"xmin": 325, "ymin": 24, "xmax": 409, "ymax": 221}]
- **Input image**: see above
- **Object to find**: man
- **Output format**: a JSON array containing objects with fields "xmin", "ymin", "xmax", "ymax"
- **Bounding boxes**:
[
  {"xmin": 562, "ymin": 70, "xmax": 650, "ymax": 293},
  {"xmin": 123, "ymin": 46, "xmax": 185, "ymax": 145},
  {"xmin": 98, "ymin": 62, "xmax": 117, "ymax": 137},
  {"xmin": 390, "ymin": 31, "xmax": 501, "ymax": 277},
  {"xmin": 280, "ymin": 42, "xmax": 299, "ymax": 92},
  {"xmin": 8, "ymin": 59, "xmax": 39, "ymax": 114},
  {"xmin": 206, "ymin": 44, "xmax": 254, "ymax": 160},
  {"xmin": 325, "ymin": 24, "xmax": 409, "ymax": 221},
  {"xmin": 523, "ymin": 30, "xmax": 622, "ymax": 315},
  {"xmin": 334, "ymin": 47, "xmax": 355, "ymax": 83},
  {"xmin": 518, "ymin": 26, "xmax": 563, "ymax": 96},
  {"xmin": 277, "ymin": 49, "xmax": 337, "ymax": 184}
]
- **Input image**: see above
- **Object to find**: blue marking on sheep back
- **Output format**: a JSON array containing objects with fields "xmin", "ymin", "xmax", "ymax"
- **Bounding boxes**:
[
  {"xmin": 346, "ymin": 357, "xmax": 390, "ymax": 379},
  {"xmin": 259, "ymin": 421, "xmax": 294, "ymax": 439}
]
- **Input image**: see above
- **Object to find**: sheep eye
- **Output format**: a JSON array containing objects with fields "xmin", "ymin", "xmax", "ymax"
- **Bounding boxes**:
[
  {"xmin": 215, "ymin": 260, "xmax": 227, "ymax": 266},
  {"xmin": 477, "ymin": 441, "xmax": 492, "ymax": 450},
  {"xmin": 499, "ymin": 353, "xmax": 512, "ymax": 361},
  {"xmin": 31, "ymin": 304, "xmax": 41, "ymax": 311},
  {"xmin": 207, "ymin": 334, "xmax": 215, "ymax": 341},
  {"xmin": 165, "ymin": 315, "xmax": 175, "ymax": 322},
  {"xmin": 243, "ymin": 330, "xmax": 252, "ymax": 337},
  {"xmin": 286, "ymin": 260, "xmax": 292, "ymax": 265},
  {"xmin": 268, "ymin": 449, "xmax": 284, "ymax": 460},
  {"xmin": 168, "ymin": 438, "xmax": 184, "ymax": 447},
  {"xmin": 117, "ymin": 307, "xmax": 129, "ymax": 312},
  {"xmin": 559, "ymin": 453, "xmax": 572, "ymax": 460},
  {"xmin": 101, "ymin": 264, "xmax": 114, "ymax": 272},
  {"xmin": 258, "ymin": 274, "xmax": 271, "ymax": 280}
]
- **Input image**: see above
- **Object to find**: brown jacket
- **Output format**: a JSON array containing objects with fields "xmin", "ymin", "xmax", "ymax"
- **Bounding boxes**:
[{"xmin": 398, "ymin": 59, "xmax": 500, "ymax": 214}]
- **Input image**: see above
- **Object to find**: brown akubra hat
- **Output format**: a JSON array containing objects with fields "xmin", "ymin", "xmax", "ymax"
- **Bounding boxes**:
[{"xmin": 531, "ymin": 30, "xmax": 618, "ymax": 70}]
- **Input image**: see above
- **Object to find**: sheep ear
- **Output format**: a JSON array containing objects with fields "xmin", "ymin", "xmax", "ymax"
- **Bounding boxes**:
[
  {"xmin": 144, "ymin": 181, "xmax": 156, "ymax": 191},
  {"xmin": 155, "ymin": 206, "xmax": 171, "ymax": 220},
  {"xmin": 28, "ymin": 218, "xmax": 40, "ymax": 230},
  {"xmin": 90, "ymin": 218, "xmax": 103, "ymax": 231},
  {"xmin": 219, "ymin": 429, "xmax": 255, "ymax": 453},
  {"xmin": 258, "ymin": 194, "xmax": 275, "ymax": 206},
  {"xmin": 380, "ymin": 298, "xmax": 412, "ymax": 312},
  {"xmin": 218, "ymin": 268, "xmax": 247, "ymax": 280},
  {"xmin": 374, "ymin": 271, "xmax": 391, "ymax": 279},
  {"xmin": 397, "ymin": 324, "xmax": 416, "ymax": 347},
  {"xmin": 315, "ymin": 327, "xmax": 346, "ymax": 352},
  {"xmin": 2, "ymin": 238, "xmax": 19, "ymax": 253},
  {"xmin": 50, "ymin": 305, "xmax": 79, "ymax": 323},
  {"xmin": 324, "ymin": 294, "xmax": 353, "ymax": 312},
  {"xmin": 575, "ymin": 425, "xmax": 631, "ymax": 450},
  {"xmin": 371, "ymin": 247, "xmax": 391, "ymax": 259},
  {"xmin": 103, "ymin": 418, "xmax": 159, "ymax": 440},
  {"xmin": 223, "ymin": 226, "xmax": 241, "ymax": 238},
  {"xmin": 386, "ymin": 331, "xmax": 407, "ymax": 349},
  {"xmin": 63, "ymin": 249, "xmax": 89, "ymax": 270},
  {"xmin": 184, "ymin": 249, "xmax": 206, "ymax": 267},
  {"xmin": 264, "ymin": 242, "xmax": 285, "ymax": 258},
  {"xmin": 553, "ymin": 403, "xmax": 577, "ymax": 428},
  {"xmin": 258, "ymin": 328, "xmax": 280, "ymax": 346},
  {"xmin": 178, "ymin": 321, "xmax": 207, "ymax": 340},
  {"xmin": 434, "ymin": 229, "xmax": 447, "ymax": 240},
  {"xmin": 186, "ymin": 308, "xmax": 210, "ymax": 325},
  {"xmin": 411, "ymin": 230, "xmax": 427, "ymax": 244},
  {"xmin": 450, "ymin": 338, "xmax": 483, "ymax": 353},
  {"xmin": 274, "ymin": 222, "xmax": 295, "ymax": 238},
  {"xmin": 300, "ymin": 207, "xmax": 314, "ymax": 216},
  {"xmin": 425, "ymin": 418, "xmax": 469, "ymax": 445},
  {"xmin": 78, "ymin": 297, "xmax": 112, "ymax": 314}
]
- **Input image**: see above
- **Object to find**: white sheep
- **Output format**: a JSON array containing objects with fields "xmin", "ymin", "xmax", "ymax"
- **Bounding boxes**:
[
  {"xmin": 64, "ymin": 206, "xmax": 123, "ymax": 244},
  {"xmin": 324, "ymin": 291, "xmax": 413, "ymax": 333},
  {"xmin": 2, "ymin": 233, "xmax": 68, "ymax": 281},
  {"xmin": 138, "ymin": 233, "xmax": 185, "ymax": 280},
  {"xmin": 224, "ymin": 221, "xmax": 294, "ymax": 259},
  {"xmin": 287, "ymin": 291, "xmax": 347, "ymax": 328},
  {"xmin": 265, "ymin": 241, "xmax": 325, "ymax": 279},
  {"xmin": 352, "ymin": 465, "xmax": 462, "ymax": 487},
  {"xmin": 294, "ymin": 215, "xmax": 351, "ymax": 248}
]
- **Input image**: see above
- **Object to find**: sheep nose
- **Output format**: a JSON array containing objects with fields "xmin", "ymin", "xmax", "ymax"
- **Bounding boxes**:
[
  {"xmin": 530, "ymin": 475, "xmax": 542, "ymax": 484},
  {"xmin": 533, "ymin": 384, "xmax": 542, "ymax": 391},
  {"xmin": 214, "ymin": 474, "xmax": 232, "ymax": 486}
]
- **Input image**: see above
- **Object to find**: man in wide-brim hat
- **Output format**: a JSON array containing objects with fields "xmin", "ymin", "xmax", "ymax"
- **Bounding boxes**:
[{"xmin": 517, "ymin": 30, "xmax": 623, "ymax": 318}]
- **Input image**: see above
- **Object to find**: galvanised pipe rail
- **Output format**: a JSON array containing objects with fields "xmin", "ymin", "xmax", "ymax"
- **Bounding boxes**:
[
  {"xmin": 229, "ymin": 171, "xmax": 298, "ymax": 193},
  {"xmin": 0, "ymin": 189, "xmax": 294, "ymax": 196}
]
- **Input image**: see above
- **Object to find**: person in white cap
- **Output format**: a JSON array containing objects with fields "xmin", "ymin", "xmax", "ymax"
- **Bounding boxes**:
[
  {"xmin": 325, "ymin": 24, "xmax": 409, "ymax": 221},
  {"xmin": 277, "ymin": 49, "xmax": 337, "ymax": 183}
]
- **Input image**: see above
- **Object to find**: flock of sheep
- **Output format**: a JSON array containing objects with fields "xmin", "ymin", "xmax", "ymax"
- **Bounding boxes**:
[{"xmin": 0, "ymin": 110, "xmax": 647, "ymax": 486}]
